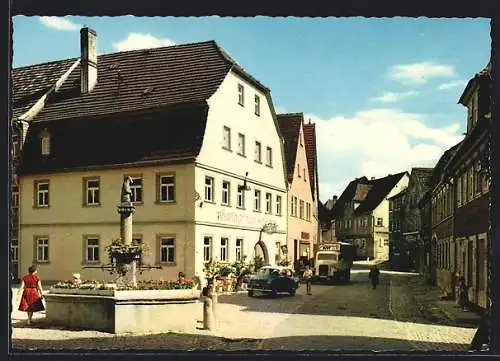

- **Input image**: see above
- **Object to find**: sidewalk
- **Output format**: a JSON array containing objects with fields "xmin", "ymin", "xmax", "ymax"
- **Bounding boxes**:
[{"xmin": 405, "ymin": 276, "xmax": 482, "ymax": 328}]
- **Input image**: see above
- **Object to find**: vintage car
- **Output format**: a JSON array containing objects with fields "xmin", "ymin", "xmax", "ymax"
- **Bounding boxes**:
[{"xmin": 247, "ymin": 266, "xmax": 299, "ymax": 297}]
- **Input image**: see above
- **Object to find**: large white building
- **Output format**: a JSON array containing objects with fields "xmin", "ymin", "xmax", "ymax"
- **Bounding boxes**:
[{"xmin": 13, "ymin": 28, "xmax": 288, "ymax": 282}]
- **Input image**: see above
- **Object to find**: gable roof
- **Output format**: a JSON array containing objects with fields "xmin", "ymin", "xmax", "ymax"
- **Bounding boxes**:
[
  {"xmin": 276, "ymin": 113, "xmax": 303, "ymax": 183},
  {"xmin": 328, "ymin": 176, "xmax": 370, "ymax": 219},
  {"xmin": 429, "ymin": 141, "xmax": 463, "ymax": 189},
  {"xmin": 353, "ymin": 172, "xmax": 408, "ymax": 215},
  {"xmin": 14, "ymin": 39, "xmax": 274, "ymax": 174},
  {"xmin": 303, "ymin": 121, "xmax": 318, "ymax": 200},
  {"xmin": 13, "ymin": 40, "xmax": 269, "ymax": 123}
]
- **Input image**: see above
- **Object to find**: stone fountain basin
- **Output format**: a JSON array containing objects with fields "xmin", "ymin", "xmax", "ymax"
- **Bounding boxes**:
[{"xmin": 45, "ymin": 288, "xmax": 202, "ymax": 334}]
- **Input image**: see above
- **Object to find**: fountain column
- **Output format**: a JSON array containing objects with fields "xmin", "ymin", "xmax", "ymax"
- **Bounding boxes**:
[{"xmin": 117, "ymin": 177, "xmax": 137, "ymax": 287}]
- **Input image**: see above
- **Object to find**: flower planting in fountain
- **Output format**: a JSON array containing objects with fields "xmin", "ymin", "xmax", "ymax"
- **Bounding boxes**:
[
  {"xmin": 105, "ymin": 238, "xmax": 149, "ymax": 275},
  {"xmin": 52, "ymin": 278, "xmax": 196, "ymax": 291}
]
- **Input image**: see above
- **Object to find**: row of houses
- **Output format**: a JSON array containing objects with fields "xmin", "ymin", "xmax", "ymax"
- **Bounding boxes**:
[
  {"xmin": 319, "ymin": 172, "xmax": 409, "ymax": 261},
  {"xmin": 387, "ymin": 62, "xmax": 491, "ymax": 314},
  {"xmin": 10, "ymin": 27, "xmax": 320, "ymax": 283}
]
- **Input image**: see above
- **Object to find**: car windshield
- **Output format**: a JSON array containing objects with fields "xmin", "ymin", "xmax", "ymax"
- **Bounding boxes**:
[
  {"xmin": 317, "ymin": 253, "xmax": 338, "ymax": 261},
  {"xmin": 257, "ymin": 268, "xmax": 280, "ymax": 277}
]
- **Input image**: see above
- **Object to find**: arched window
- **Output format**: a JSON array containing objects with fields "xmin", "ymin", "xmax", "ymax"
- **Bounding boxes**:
[{"xmin": 40, "ymin": 130, "xmax": 51, "ymax": 155}]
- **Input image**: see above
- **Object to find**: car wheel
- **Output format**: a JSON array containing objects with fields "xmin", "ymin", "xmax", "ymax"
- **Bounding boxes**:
[
  {"xmin": 248, "ymin": 290, "xmax": 254, "ymax": 297},
  {"xmin": 289, "ymin": 288, "xmax": 296, "ymax": 296}
]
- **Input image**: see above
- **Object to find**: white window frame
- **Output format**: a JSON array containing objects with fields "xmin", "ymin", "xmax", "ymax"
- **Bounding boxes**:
[
  {"xmin": 220, "ymin": 237, "xmax": 228, "ymax": 262},
  {"xmin": 203, "ymin": 237, "xmax": 212, "ymax": 263},
  {"xmin": 86, "ymin": 237, "xmax": 100, "ymax": 263},
  {"xmin": 205, "ymin": 176, "xmax": 214, "ymax": 202},
  {"xmin": 254, "ymin": 189, "xmax": 261, "ymax": 212},
  {"xmin": 159, "ymin": 174, "xmax": 175, "ymax": 202},
  {"xmin": 254, "ymin": 94, "xmax": 260, "ymax": 116},
  {"xmin": 293, "ymin": 197, "xmax": 298, "ymax": 217},
  {"xmin": 276, "ymin": 195, "xmax": 282, "ymax": 216},
  {"xmin": 265, "ymin": 193, "xmax": 272, "ymax": 214},
  {"xmin": 235, "ymin": 239, "xmax": 243, "ymax": 261},
  {"xmin": 223, "ymin": 126, "xmax": 231, "ymax": 151},
  {"xmin": 41, "ymin": 134, "xmax": 50, "ymax": 155},
  {"xmin": 36, "ymin": 237, "xmax": 49, "ymax": 262},
  {"xmin": 237, "ymin": 186, "xmax": 245, "ymax": 209},
  {"xmin": 238, "ymin": 83, "xmax": 245, "ymax": 106},
  {"xmin": 160, "ymin": 237, "xmax": 175, "ymax": 263},
  {"xmin": 299, "ymin": 200, "xmax": 304, "ymax": 219},
  {"xmin": 86, "ymin": 179, "xmax": 100, "ymax": 206},
  {"xmin": 129, "ymin": 177, "xmax": 143, "ymax": 204},
  {"xmin": 266, "ymin": 146, "xmax": 272, "ymax": 167},
  {"xmin": 36, "ymin": 181, "xmax": 49, "ymax": 207},
  {"xmin": 254, "ymin": 141, "xmax": 262, "ymax": 163},
  {"xmin": 222, "ymin": 181, "xmax": 231, "ymax": 206},
  {"xmin": 237, "ymin": 133, "xmax": 246, "ymax": 156}
]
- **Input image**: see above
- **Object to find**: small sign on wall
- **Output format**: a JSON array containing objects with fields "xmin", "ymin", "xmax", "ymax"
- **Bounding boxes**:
[{"xmin": 301, "ymin": 232, "xmax": 310, "ymax": 240}]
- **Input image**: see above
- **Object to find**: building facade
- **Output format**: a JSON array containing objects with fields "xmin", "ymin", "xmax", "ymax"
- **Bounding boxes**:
[
  {"xmin": 439, "ymin": 63, "xmax": 490, "ymax": 310},
  {"xmin": 388, "ymin": 189, "xmax": 407, "ymax": 270},
  {"xmin": 277, "ymin": 113, "xmax": 317, "ymax": 269},
  {"xmin": 388, "ymin": 168, "xmax": 433, "ymax": 272},
  {"xmin": 13, "ymin": 28, "xmax": 288, "ymax": 283},
  {"xmin": 332, "ymin": 173, "xmax": 409, "ymax": 261}
]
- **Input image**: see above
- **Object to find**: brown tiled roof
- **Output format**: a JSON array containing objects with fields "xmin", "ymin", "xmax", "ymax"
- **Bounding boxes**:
[
  {"xmin": 328, "ymin": 176, "xmax": 370, "ymax": 219},
  {"xmin": 14, "ymin": 39, "xmax": 275, "ymax": 174},
  {"xmin": 353, "ymin": 172, "xmax": 408, "ymax": 215},
  {"xmin": 303, "ymin": 121, "xmax": 318, "ymax": 200},
  {"xmin": 12, "ymin": 40, "xmax": 269, "ymax": 122},
  {"xmin": 276, "ymin": 113, "xmax": 303, "ymax": 183},
  {"xmin": 17, "ymin": 102, "xmax": 209, "ymax": 175}
]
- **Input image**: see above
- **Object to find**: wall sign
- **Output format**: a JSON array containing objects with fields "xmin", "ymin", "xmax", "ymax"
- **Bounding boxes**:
[
  {"xmin": 216, "ymin": 209, "xmax": 274, "ymax": 228},
  {"xmin": 301, "ymin": 232, "xmax": 310, "ymax": 240}
]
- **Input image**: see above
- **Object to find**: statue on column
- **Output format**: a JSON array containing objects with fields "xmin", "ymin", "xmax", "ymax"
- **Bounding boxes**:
[{"xmin": 121, "ymin": 176, "xmax": 133, "ymax": 203}]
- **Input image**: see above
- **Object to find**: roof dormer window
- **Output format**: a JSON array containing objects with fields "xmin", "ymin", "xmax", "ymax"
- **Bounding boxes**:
[{"xmin": 41, "ymin": 131, "xmax": 51, "ymax": 156}]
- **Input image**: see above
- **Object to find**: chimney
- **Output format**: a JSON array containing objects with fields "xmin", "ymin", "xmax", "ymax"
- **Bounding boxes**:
[{"xmin": 80, "ymin": 27, "xmax": 98, "ymax": 94}]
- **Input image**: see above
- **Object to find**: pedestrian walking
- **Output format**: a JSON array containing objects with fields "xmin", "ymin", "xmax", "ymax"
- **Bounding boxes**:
[
  {"xmin": 16, "ymin": 264, "xmax": 45, "ymax": 325},
  {"xmin": 368, "ymin": 265, "xmax": 380, "ymax": 290},
  {"xmin": 303, "ymin": 266, "xmax": 313, "ymax": 295},
  {"xmin": 458, "ymin": 276, "xmax": 468, "ymax": 311}
]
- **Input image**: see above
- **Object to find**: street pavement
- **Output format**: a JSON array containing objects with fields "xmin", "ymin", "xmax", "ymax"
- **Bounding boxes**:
[{"xmin": 11, "ymin": 267, "xmax": 477, "ymax": 352}]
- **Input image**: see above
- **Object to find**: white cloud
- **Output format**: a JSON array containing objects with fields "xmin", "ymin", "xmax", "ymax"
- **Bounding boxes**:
[
  {"xmin": 372, "ymin": 91, "xmax": 419, "ymax": 103},
  {"xmin": 113, "ymin": 33, "xmax": 176, "ymax": 52},
  {"xmin": 437, "ymin": 80, "xmax": 467, "ymax": 90},
  {"xmin": 308, "ymin": 108, "xmax": 464, "ymax": 201},
  {"xmin": 388, "ymin": 62, "xmax": 457, "ymax": 85},
  {"xmin": 39, "ymin": 16, "xmax": 81, "ymax": 31}
]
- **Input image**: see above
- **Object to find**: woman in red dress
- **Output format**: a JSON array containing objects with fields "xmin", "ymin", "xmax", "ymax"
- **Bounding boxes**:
[{"xmin": 17, "ymin": 264, "xmax": 45, "ymax": 325}]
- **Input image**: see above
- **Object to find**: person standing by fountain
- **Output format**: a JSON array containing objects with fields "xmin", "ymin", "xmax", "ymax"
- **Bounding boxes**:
[{"xmin": 17, "ymin": 264, "xmax": 45, "ymax": 325}]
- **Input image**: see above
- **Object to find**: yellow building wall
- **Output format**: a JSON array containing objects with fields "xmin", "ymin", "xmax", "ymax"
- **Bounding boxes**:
[{"xmin": 19, "ymin": 163, "xmax": 196, "ymax": 282}]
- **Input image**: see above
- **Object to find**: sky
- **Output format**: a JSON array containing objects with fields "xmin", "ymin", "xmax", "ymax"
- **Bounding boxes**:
[{"xmin": 12, "ymin": 16, "xmax": 491, "ymax": 203}]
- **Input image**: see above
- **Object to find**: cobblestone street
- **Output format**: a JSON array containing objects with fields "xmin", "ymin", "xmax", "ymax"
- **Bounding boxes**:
[{"xmin": 11, "ymin": 266, "xmax": 478, "ymax": 352}]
